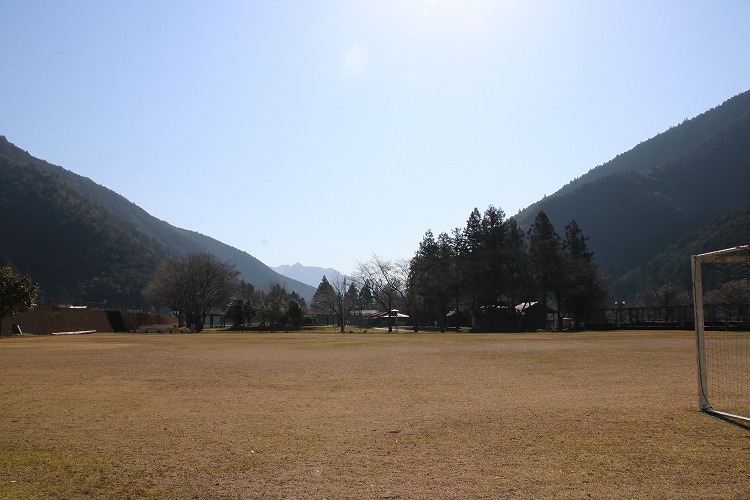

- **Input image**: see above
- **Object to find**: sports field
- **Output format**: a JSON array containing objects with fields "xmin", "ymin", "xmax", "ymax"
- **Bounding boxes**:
[{"xmin": 1, "ymin": 330, "xmax": 748, "ymax": 498}]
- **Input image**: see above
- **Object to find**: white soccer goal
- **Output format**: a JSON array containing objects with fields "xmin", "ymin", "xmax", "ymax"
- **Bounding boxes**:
[{"xmin": 692, "ymin": 245, "xmax": 750, "ymax": 422}]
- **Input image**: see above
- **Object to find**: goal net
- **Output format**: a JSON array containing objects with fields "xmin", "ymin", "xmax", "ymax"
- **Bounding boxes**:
[{"xmin": 692, "ymin": 245, "xmax": 750, "ymax": 422}]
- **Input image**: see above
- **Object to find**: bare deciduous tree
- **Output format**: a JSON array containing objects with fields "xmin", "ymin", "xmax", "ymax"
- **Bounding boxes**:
[
  {"xmin": 355, "ymin": 254, "xmax": 409, "ymax": 332},
  {"xmin": 143, "ymin": 253, "xmax": 239, "ymax": 332},
  {"xmin": 311, "ymin": 273, "xmax": 355, "ymax": 332},
  {"xmin": 642, "ymin": 281, "xmax": 691, "ymax": 323}
]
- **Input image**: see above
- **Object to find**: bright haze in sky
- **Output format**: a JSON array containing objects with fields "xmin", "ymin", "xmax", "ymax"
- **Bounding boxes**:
[{"xmin": 2, "ymin": 1, "xmax": 749, "ymax": 275}]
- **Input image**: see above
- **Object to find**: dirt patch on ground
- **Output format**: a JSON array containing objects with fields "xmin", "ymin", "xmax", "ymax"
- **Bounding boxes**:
[{"xmin": 1, "ymin": 331, "xmax": 748, "ymax": 498}]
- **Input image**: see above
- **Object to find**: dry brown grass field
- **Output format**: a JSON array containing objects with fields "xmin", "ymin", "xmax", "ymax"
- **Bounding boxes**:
[{"xmin": 1, "ymin": 330, "xmax": 748, "ymax": 499}]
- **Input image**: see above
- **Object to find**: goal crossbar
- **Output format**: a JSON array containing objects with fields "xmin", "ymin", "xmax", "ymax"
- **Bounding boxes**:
[
  {"xmin": 692, "ymin": 245, "xmax": 750, "ymax": 422},
  {"xmin": 693, "ymin": 245, "xmax": 750, "ymax": 263}
]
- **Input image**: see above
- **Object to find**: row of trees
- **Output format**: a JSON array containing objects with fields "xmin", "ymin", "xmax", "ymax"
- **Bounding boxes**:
[
  {"xmin": 142, "ymin": 207, "xmax": 607, "ymax": 332},
  {"xmin": 3, "ymin": 229, "xmax": 742, "ymax": 334},
  {"xmin": 409, "ymin": 207, "xmax": 607, "ymax": 330},
  {"xmin": 143, "ymin": 252, "xmax": 310, "ymax": 331},
  {"xmin": 224, "ymin": 281, "xmax": 308, "ymax": 330},
  {"xmin": 309, "ymin": 207, "xmax": 608, "ymax": 332}
]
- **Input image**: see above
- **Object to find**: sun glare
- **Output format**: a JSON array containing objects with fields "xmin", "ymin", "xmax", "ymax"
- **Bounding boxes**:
[{"xmin": 370, "ymin": 0, "xmax": 514, "ymax": 43}]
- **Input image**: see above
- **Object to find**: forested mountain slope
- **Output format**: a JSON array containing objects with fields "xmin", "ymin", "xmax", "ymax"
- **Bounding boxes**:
[
  {"xmin": 616, "ymin": 200, "xmax": 750, "ymax": 298},
  {"xmin": 513, "ymin": 90, "xmax": 750, "ymax": 301},
  {"xmin": 0, "ymin": 136, "xmax": 315, "ymax": 304},
  {"xmin": 0, "ymin": 147, "xmax": 167, "ymax": 305},
  {"xmin": 517, "ymin": 89, "xmax": 750, "ymax": 216}
]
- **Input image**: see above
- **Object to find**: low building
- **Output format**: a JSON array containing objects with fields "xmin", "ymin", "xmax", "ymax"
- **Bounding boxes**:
[
  {"xmin": 370, "ymin": 309, "xmax": 409, "ymax": 328},
  {"xmin": 515, "ymin": 301, "xmax": 556, "ymax": 331},
  {"xmin": 349, "ymin": 309, "xmax": 410, "ymax": 329}
]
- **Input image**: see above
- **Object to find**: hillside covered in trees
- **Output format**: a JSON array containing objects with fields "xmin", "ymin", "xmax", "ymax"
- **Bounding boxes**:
[
  {"xmin": 0, "ymin": 136, "xmax": 315, "ymax": 306},
  {"xmin": 514, "ymin": 89, "xmax": 750, "ymax": 302}
]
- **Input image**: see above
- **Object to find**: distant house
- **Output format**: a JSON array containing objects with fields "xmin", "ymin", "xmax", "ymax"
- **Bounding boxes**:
[
  {"xmin": 348, "ymin": 309, "xmax": 378, "ymax": 328},
  {"xmin": 471, "ymin": 305, "xmax": 517, "ymax": 332},
  {"xmin": 470, "ymin": 302, "xmax": 557, "ymax": 332},
  {"xmin": 515, "ymin": 302, "xmax": 556, "ymax": 331},
  {"xmin": 370, "ymin": 309, "xmax": 409, "ymax": 329},
  {"xmin": 446, "ymin": 309, "xmax": 470, "ymax": 329},
  {"xmin": 348, "ymin": 309, "xmax": 409, "ymax": 329}
]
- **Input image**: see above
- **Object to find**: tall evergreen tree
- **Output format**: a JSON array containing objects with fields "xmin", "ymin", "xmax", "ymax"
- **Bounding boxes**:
[
  {"xmin": 503, "ymin": 218, "xmax": 529, "ymax": 309},
  {"xmin": 408, "ymin": 230, "xmax": 437, "ymax": 329},
  {"xmin": 358, "ymin": 280, "xmax": 374, "ymax": 310},
  {"xmin": 480, "ymin": 205, "xmax": 507, "ymax": 329},
  {"xmin": 286, "ymin": 298, "xmax": 305, "ymax": 328},
  {"xmin": 561, "ymin": 220, "xmax": 605, "ymax": 327},
  {"xmin": 311, "ymin": 275, "xmax": 337, "ymax": 324},
  {"xmin": 289, "ymin": 290, "xmax": 307, "ymax": 311},
  {"xmin": 434, "ymin": 231, "xmax": 459, "ymax": 331},
  {"xmin": 408, "ymin": 230, "xmax": 458, "ymax": 331},
  {"xmin": 311, "ymin": 274, "xmax": 355, "ymax": 331},
  {"xmin": 462, "ymin": 208, "xmax": 484, "ymax": 317},
  {"xmin": 345, "ymin": 282, "xmax": 359, "ymax": 311},
  {"xmin": 527, "ymin": 212, "xmax": 562, "ymax": 323}
]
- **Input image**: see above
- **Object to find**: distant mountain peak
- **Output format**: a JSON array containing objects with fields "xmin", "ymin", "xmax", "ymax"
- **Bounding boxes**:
[{"xmin": 272, "ymin": 263, "xmax": 343, "ymax": 288}]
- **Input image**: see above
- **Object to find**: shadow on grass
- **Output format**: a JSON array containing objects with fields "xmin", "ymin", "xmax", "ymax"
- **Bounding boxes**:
[{"xmin": 703, "ymin": 410, "xmax": 750, "ymax": 431}]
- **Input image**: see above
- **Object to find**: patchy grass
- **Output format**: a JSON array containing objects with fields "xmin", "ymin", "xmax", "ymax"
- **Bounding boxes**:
[{"xmin": 1, "ymin": 330, "xmax": 748, "ymax": 498}]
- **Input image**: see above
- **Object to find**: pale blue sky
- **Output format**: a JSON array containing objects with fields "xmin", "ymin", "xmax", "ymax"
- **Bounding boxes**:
[{"xmin": 2, "ymin": 1, "xmax": 749, "ymax": 274}]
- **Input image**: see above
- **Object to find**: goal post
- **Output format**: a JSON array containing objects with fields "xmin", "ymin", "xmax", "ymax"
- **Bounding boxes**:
[{"xmin": 692, "ymin": 245, "xmax": 750, "ymax": 422}]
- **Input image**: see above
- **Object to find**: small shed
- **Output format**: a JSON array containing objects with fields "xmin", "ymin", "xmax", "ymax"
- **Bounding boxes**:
[
  {"xmin": 515, "ymin": 301, "xmax": 556, "ymax": 331},
  {"xmin": 446, "ymin": 309, "xmax": 470, "ymax": 329},
  {"xmin": 370, "ymin": 309, "xmax": 410, "ymax": 328}
]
